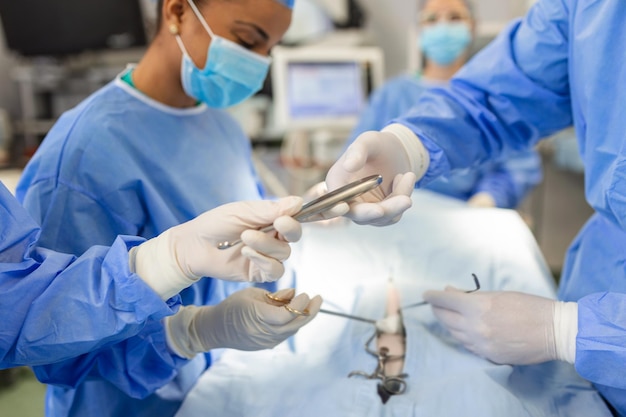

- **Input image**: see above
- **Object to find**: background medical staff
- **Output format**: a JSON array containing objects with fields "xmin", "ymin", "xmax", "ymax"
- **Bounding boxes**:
[
  {"xmin": 15, "ymin": 0, "xmax": 326, "ymax": 416},
  {"xmin": 326, "ymin": 0, "xmax": 626, "ymax": 413},
  {"xmin": 1, "ymin": 180, "xmax": 306, "ymax": 369},
  {"xmin": 348, "ymin": 0, "xmax": 541, "ymax": 209}
]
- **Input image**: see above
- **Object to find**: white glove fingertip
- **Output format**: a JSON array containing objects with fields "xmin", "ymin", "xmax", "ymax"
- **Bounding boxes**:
[
  {"xmin": 287, "ymin": 292, "xmax": 312, "ymax": 312},
  {"xmin": 273, "ymin": 215, "xmax": 302, "ymax": 242},
  {"xmin": 468, "ymin": 192, "xmax": 497, "ymax": 208},
  {"xmin": 287, "ymin": 295, "xmax": 324, "ymax": 329},
  {"xmin": 241, "ymin": 246, "xmax": 284, "ymax": 282},
  {"xmin": 392, "ymin": 172, "xmax": 417, "ymax": 197},
  {"xmin": 381, "ymin": 194, "xmax": 412, "ymax": 211},
  {"xmin": 306, "ymin": 295, "xmax": 323, "ymax": 316},
  {"xmin": 276, "ymin": 196, "xmax": 304, "ymax": 217},
  {"xmin": 347, "ymin": 202, "xmax": 385, "ymax": 223}
]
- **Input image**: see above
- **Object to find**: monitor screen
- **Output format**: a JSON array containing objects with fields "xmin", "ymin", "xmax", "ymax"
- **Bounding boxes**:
[
  {"xmin": 270, "ymin": 45, "xmax": 384, "ymax": 131},
  {"xmin": 0, "ymin": 0, "xmax": 147, "ymax": 57},
  {"xmin": 287, "ymin": 62, "xmax": 365, "ymax": 120}
]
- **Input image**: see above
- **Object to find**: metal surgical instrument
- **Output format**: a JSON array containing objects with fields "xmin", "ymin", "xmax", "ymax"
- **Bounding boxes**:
[
  {"xmin": 400, "ymin": 273, "xmax": 481, "ymax": 310},
  {"xmin": 216, "ymin": 174, "xmax": 383, "ymax": 250},
  {"xmin": 266, "ymin": 292, "xmax": 395, "ymax": 329},
  {"xmin": 318, "ymin": 309, "xmax": 378, "ymax": 325},
  {"xmin": 348, "ymin": 331, "xmax": 408, "ymax": 404}
]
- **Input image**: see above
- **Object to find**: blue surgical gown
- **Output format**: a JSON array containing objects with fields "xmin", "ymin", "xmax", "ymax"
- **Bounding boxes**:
[
  {"xmin": 350, "ymin": 75, "xmax": 542, "ymax": 208},
  {"xmin": 16, "ymin": 78, "xmax": 263, "ymax": 417},
  {"xmin": 390, "ymin": 0, "xmax": 626, "ymax": 413},
  {"xmin": 0, "ymin": 182, "xmax": 176, "ymax": 369}
]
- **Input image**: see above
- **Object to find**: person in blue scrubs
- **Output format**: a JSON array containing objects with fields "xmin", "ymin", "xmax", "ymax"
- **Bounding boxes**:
[
  {"xmin": 326, "ymin": 0, "xmax": 626, "ymax": 413},
  {"xmin": 15, "ymin": 0, "xmax": 325, "ymax": 416},
  {"xmin": 349, "ymin": 0, "xmax": 541, "ymax": 209},
  {"xmin": 1, "ymin": 179, "xmax": 308, "ymax": 369}
]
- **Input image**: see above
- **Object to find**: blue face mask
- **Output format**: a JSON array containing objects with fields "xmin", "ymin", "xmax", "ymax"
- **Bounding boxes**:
[
  {"xmin": 420, "ymin": 23, "xmax": 471, "ymax": 66},
  {"xmin": 175, "ymin": 0, "xmax": 271, "ymax": 108}
]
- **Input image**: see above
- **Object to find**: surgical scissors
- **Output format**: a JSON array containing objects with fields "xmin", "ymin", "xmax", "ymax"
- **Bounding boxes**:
[{"xmin": 265, "ymin": 292, "xmax": 377, "ymax": 323}]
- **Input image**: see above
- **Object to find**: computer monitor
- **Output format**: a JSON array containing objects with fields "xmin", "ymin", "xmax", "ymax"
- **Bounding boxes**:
[
  {"xmin": 0, "ymin": 0, "xmax": 147, "ymax": 57},
  {"xmin": 271, "ymin": 45, "xmax": 384, "ymax": 131}
]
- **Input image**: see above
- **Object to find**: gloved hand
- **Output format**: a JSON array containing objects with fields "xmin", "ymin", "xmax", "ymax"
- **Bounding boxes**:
[
  {"xmin": 165, "ymin": 287, "xmax": 322, "ymax": 357},
  {"xmin": 131, "ymin": 197, "xmax": 303, "ymax": 300},
  {"xmin": 467, "ymin": 192, "xmax": 497, "ymax": 208},
  {"xmin": 325, "ymin": 125, "xmax": 425, "ymax": 226},
  {"xmin": 422, "ymin": 287, "xmax": 578, "ymax": 365},
  {"xmin": 300, "ymin": 181, "xmax": 349, "ymax": 226}
]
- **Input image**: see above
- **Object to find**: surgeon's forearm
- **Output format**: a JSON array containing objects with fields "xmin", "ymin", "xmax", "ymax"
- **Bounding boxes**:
[
  {"xmin": 3, "ymin": 237, "xmax": 178, "ymax": 368},
  {"xmin": 574, "ymin": 293, "xmax": 626, "ymax": 387},
  {"xmin": 472, "ymin": 170, "xmax": 517, "ymax": 209},
  {"xmin": 390, "ymin": 17, "xmax": 572, "ymax": 180},
  {"xmin": 33, "ymin": 319, "xmax": 188, "ymax": 398}
]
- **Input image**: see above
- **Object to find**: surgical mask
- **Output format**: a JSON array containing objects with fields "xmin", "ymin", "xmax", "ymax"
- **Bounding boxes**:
[
  {"xmin": 174, "ymin": 0, "xmax": 271, "ymax": 108},
  {"xmin": 420, "ymin": 23, "xmax": 471, "ymax": 66}
]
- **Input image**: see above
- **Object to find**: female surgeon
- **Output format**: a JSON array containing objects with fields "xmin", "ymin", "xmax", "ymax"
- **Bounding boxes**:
[
  {"xmin": 16, "ymin": 0, "xmax": 326, "ymax": 416},
  {"xmin": 326, "ymin": 0, "xmax": 626, "ymax": 413},
  {"xmin": 348, "ymin": 0, "xmax": 542, "ymax": 209},
  {"xmin": 1, "ymin": 183, "xmax": 306, "ymax": 369}
]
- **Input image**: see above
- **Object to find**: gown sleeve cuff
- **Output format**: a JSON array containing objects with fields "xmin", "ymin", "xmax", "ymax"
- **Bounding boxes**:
[
  {"xmin": 107, "ymin": 236, "xmax": 182, "ymax": 318},
  {"xmin": 553, "ymin": 301, "xmax": 578, "ymax": 364},
  {"xmin": 382, "ymin": 123, "xmax": 430, "ymax": 180}
]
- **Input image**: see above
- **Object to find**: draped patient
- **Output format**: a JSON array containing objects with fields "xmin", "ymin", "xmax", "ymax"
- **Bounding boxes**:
[{"xmin": 175, "ymin": 192, "xmax": 612, "ymax": 417}]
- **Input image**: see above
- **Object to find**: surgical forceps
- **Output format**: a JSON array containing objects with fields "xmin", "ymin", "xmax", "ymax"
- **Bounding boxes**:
[
  {"xmin": 348, "ymin": 331, "xmax": 408, "ymax": 404},
  {"xmin": 400, "ymin": 273, "xmax": 481, "ymax": 310},
  {"xmin": 217, "ymin": 174, "xmax": 383, "ymax": 250}
]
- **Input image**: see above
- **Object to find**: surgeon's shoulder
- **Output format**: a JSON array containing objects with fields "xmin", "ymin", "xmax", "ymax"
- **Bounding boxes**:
[
  {"xmin": 19, "ymin": 83, "xmax": 118, "ymax": 168},
  {"xmin": 371, "ymin": 74, "xmax": 426, "ymax": 103},
  {"xmin": 47, "ymin": 81, "xmax": 124, "ymax": 140},
  {"xmin": 33, "ymin": 82, "xmax": 139, "ymax": 173},
  {"xmin": 204, "ymin": 107, "xmax": 250, "ymax": 145}
]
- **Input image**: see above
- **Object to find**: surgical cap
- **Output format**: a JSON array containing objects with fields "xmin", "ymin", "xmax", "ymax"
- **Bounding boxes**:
[{"xmin": 276, "ymin": 0, "xmax": 295, "ymax": 8}]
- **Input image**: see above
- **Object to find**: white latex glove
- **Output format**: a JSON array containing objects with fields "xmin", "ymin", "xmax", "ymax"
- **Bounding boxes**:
[
  {"xmin": 131, "ymin": 197, "xmax": 303, "ymax": 300},
  {"xmin": 422, "ymin": 287, "xmax": 578, "ymax": 365},
  {"xmin": 165, "ymin": 287, "xmax": 322, "ymax": 357},
  {"xmin": 301, "ymin": 181, "xmax": 349, "ymax": 226},
  {"xmin": 325, "ymin": 124, "xmax": 427, "ymax": 226},
  {"xmin": 467, "ymin": 192, "xmax": 497, "ymax": 208}
]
